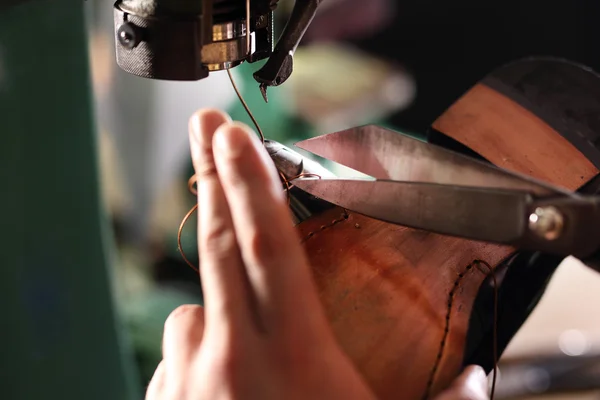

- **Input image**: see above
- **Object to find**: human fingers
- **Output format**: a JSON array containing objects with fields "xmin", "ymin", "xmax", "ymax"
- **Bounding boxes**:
[
  {"xmin": 434, "ymin": 365, "xmax": 489, "ymax": 400},
  {"xmin": 162, "ymin": 305, "xmax": 205, "ymax": 377},
  {"xmin": 145, "ymin": 361, "xmax": 166, "ymax": 400},
  {"xmin": 212, "ymin": 123, "xmax": 326, "ymax": 333},
  {"xmin": 189, "ymin": 109, "xmax": 254, "ymax": 333}
]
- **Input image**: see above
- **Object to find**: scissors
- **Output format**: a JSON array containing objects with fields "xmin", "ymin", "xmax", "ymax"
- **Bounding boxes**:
[{"xmin": 290, "ymin": 125, "xmax": 600, "ymax": 267}]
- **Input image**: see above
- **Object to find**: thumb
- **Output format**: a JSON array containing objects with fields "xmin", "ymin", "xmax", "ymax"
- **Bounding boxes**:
[{"xmin": 434, "ymin": 365, "xmax": 489, "ymax": 400}]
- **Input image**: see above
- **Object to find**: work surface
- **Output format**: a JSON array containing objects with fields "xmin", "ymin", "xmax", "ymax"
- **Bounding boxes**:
[
  {"xmin": 505, "ymin": 257, "xmax": 600, "ymax": 357},
  {"xmin": 501, "ymin": 257, "xmax": 600, "ymax": 399}
]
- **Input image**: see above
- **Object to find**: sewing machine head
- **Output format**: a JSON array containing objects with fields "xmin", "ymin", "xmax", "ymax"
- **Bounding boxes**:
[
  {"xmin": 113, "ymin": 0, "xmax": 276, "ymax": 80},
  {"xmin": 113, "ymin": 0, "xmax": 320, "ymax": 99}
]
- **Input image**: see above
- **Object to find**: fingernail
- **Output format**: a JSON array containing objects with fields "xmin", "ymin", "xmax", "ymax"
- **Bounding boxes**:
[
  {"xmin": 470, "ymin": 365, "xmax": 486, "ymax": 376},
  {"xmin": 467, "ymin": 365, "xmax": 488, "ymax": 391},
  {"xmin": 190, "ymin": 114, "xmax": 201, "ymax": 143}
]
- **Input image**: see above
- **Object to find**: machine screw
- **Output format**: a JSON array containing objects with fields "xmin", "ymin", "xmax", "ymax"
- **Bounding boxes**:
[
  {"xmin": 117, "ymin": 23, "xmax": 140, "ymax": 50},
  {"xmin": 528, "ymin": 206, "xmax": 564, "ymax": 240}
]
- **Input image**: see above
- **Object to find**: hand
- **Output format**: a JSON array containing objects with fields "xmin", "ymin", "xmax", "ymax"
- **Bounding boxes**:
[
  {"xmin": 145, "ymin": 108, "xmax": 490, "ymax": 400},
  {"xmin": 146, "ymin": 109, "xmax": 376, "ymax": 400},
  {"xmin": 433, "ymin": 366, "xmax": 490, "ymax": 400}
]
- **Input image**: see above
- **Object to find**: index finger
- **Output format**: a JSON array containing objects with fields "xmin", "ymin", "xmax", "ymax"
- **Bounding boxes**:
[
  {"xmin": 189, "ymin": 110, "xmax": 254, "ymax": 334},
  {"xmin": 212, "ymin": 123, "xmax": 328, "ymax": 334}
]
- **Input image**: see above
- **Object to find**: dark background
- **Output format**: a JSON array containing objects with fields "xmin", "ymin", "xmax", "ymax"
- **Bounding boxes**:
[{"xmin": 347, "ymin": 0, "xmax": 600, "ymax": 132}]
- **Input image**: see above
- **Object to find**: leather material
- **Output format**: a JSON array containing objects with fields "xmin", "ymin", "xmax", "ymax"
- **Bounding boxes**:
[
  {"xmin": 427, "ymin": 128, "xmax": 567, "ymax": 373},
  {"xmin": 289, "ymin": 58, "xmax": 600, "ymax": 399},
  {"xmin": 428, "ymin": 59, "xmax": 600, "ymax": 372},
  {"xmin": 296, "ymin": 206, "xmax": 515, "ymax": 399}
]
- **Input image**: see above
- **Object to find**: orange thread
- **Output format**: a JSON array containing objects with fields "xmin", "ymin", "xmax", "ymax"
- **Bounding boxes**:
[
  {"xmin": 177, "ymin": 204, "xmax": 199, "ymax": 273},
  {"xmin": 227, "ymin": 68, "xmax": 265, "ymax": 143},
  {"xmin": 188, "ymin": 175, "xmax": 198, "ymax": 195}
]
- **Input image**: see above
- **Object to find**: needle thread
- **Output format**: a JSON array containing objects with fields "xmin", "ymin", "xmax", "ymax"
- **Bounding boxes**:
[
  {"xmin": 422, "ymin": 259, "xmax": 498, "ymax": 400},
  {"xmin": 475, "ymin": 259, "xmax": 498, "ymax": 400},
  {"xmin": 227, "ymin": 68, "xmax": 265, "ymax": 143}
]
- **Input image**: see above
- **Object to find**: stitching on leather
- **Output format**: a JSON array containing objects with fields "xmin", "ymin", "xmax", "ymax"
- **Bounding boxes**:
[
  {"xmin": 300, "ymin": 211, "xmax": 349, "ymax": 244},
  {"xmin": 422, "ymin": 260, "xmax": 482, "ymax": 400}
]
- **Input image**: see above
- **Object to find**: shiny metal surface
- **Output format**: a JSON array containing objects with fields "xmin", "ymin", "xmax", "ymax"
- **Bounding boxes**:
[
  {"xmin": 528, "ymin": 206, "xmax": 564, "ymax": 241},
  {"xmin": 292, "ymin": 125, "xmax": 600, "ymax": 259},
  {"xmin": 202, "ymin": 38, "xmax": 248, "ymax": 71},
  {"xmin": 212, "ymin": 20, "xmax": 246, "ymax": 41},
  {"xmin": 295, "ymin": 125, "xmax": 568, "ymax": 196},
  {"xmin": 265, "ymin": 140, "xmax": 337, "ymax": 225},
  {"xmin": 292, "ymin": 178, "xmax": 600, "ymax": 258},
  {"xmin": 202, "ymin": 21, "xmax": 249, "ymax": 71},
  {"xmin": 253, "ymin": 0, "xmax": 324, "ymax": 101},
  {"xmin": 293, "ymin": 178, "xmax": 530, "ymax": 243}
]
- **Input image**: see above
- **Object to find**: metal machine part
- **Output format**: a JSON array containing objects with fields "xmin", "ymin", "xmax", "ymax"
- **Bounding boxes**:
[
  {"xmin": 113, "ymin": 0, "xmax": 275, "ymax": 80},
  {"xmin": 113, "ymin": 0, "xmax": 321, "ymax": 87},
  {"xmin": 264, "ymin": 139, "xmax": 336, "ymax": 224},
  {"xmin": 253, "ymin": 0, "xmax": 323, "ymax": 101}
]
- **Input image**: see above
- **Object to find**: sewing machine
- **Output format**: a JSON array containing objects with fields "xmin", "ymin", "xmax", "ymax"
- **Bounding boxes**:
[{"xmin": 112, "ymin": 0, "xmax": 321, "ymax": 100}]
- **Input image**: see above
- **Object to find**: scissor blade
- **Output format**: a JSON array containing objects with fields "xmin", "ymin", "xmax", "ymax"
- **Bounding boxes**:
[
  {"xmin": 293, "ymin": 178, "xmax": 529, "ymax": 244},
  {"xmin": 295, "ymin": 125, "xmax": 565, "ymax": 196}
]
